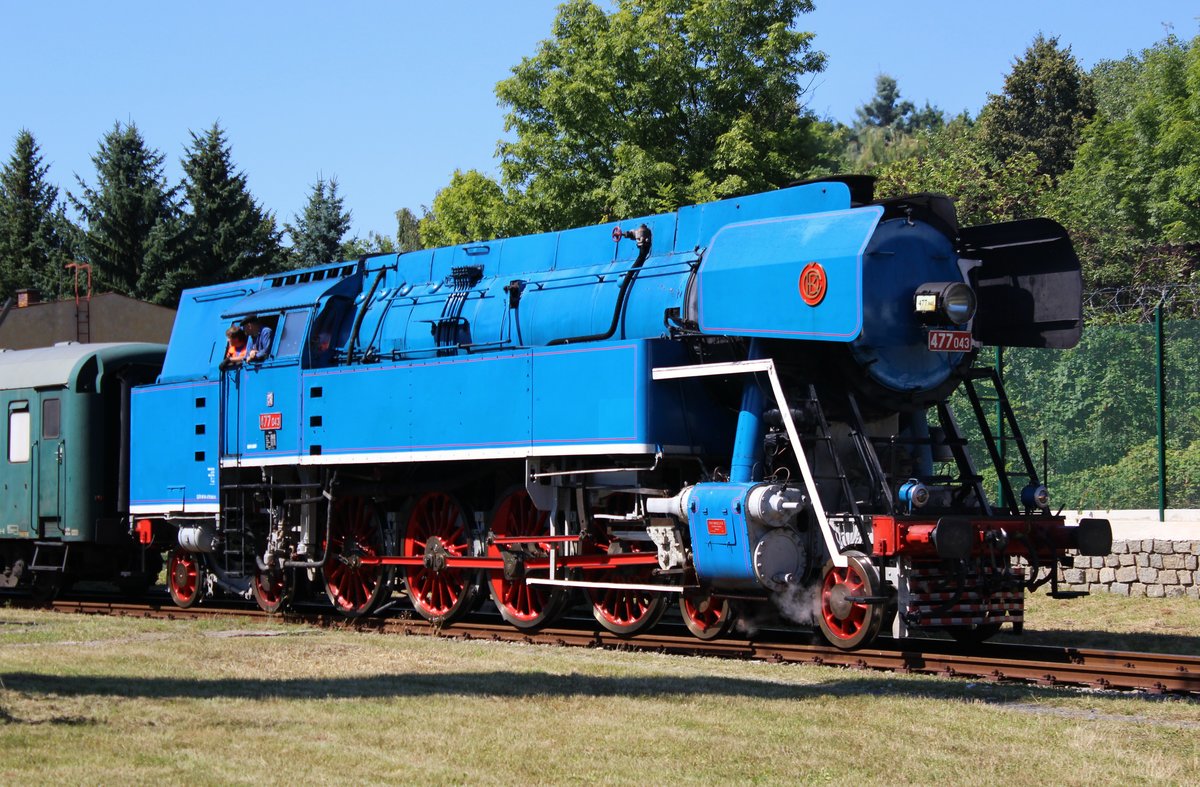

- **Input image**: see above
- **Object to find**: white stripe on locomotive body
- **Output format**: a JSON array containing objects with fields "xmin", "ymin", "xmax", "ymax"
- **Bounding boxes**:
[{"xmin": 218, "ymin": 442, "xmax": 663, "ymax": 469}]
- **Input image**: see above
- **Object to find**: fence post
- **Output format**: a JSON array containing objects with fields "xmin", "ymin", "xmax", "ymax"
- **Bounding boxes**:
[
  {"xmin": 995, "ymin": 345, "xmax": 1005, "ymax": 504},
  {"xmin": 1156, "ymin": 300, "xmax": 1167, "ymax": 522}
]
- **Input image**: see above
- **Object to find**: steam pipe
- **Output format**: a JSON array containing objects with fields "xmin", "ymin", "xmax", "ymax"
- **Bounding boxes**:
[
  {"xmin": 729, "ymin": 338, "xmax": 766, "ymax": 483},
  {"xmin": 347, "ymin": 268, "xmax": 386, "ymax": 363},
  {"xmin": 548, "ymin": 225, "xmax": 651, "ymax": 346}
]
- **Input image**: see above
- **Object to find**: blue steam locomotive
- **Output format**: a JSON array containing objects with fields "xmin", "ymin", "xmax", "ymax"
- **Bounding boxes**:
[{"xmin": 126, "ymin": 177, "xmax": 1110, "ymax": 648}]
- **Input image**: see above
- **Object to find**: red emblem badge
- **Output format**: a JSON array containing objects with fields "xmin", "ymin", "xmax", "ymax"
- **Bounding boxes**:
[{"xmin": 799, "ymin": 262, "xmax": 827, "ymax": 306}]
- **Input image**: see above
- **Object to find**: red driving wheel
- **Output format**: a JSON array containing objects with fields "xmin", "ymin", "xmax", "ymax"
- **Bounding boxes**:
[
  {"xmin": 401, "ymin": 492, "xmax": 479, "ymax": 624},
  {"xmin": 588, "ymin": 543, "xmax": 667, "ymax": 637},
  {"xmin": 323, "ymin": 496, "xmax": 387, "ymax": 617},
  {"xmin": 487, "ymin": 488, "xmax": 568, "ymax": 631}
]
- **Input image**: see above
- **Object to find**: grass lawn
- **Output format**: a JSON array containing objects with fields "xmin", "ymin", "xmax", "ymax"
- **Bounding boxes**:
[
  {"xmin": 997, "ymin": 589, "xmax": 1200, "ymax": 654},
  {"xmin": 1, "ymin": 598, "xmax": 1198, "ymax": 785}
]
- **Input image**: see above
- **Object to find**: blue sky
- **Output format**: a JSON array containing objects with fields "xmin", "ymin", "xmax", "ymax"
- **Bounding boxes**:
[{"xmin": 0, "ymin": 1, "xmax": 1195, "ymax": 241}]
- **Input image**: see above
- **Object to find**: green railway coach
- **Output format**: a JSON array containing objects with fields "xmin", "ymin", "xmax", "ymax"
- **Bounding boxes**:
[{"xmin": 0, "ymin": 342, "xmax": 165, "ymax": 593}]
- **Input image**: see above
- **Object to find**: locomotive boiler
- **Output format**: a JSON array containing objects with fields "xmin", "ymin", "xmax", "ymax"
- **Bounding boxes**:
[{"xmin": 129, "ymin": 177, "xmax": 1110, "ymax": 647}]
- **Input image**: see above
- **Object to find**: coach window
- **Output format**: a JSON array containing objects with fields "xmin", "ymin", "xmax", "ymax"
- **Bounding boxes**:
[
  {"xmin": 8, "ymin": 403, "xmax": 30, "ymax": 463},
  {"xmin": 274, "ymin": 310, "xmax": 309, "ymax": 358},
  {"xmin": 42, "ymin": 398, "xmax": 61, "ymax": 439}
]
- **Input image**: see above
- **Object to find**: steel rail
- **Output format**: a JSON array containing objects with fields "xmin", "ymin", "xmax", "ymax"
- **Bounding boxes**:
[{"xmin": 24, "ymin": 597, "xmax": 1200, "ymax": 696}]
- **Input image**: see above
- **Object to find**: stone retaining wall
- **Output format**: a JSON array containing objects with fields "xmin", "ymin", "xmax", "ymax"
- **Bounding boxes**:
[{"xmin": 1061, "ymin": 540, "xmax": 1200, "ymax": 598}]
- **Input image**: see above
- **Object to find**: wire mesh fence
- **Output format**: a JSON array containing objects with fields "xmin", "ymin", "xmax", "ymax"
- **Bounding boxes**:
[{"xmin": 956, "ymin": 318, "xmax": 1200, "ymax": 510}]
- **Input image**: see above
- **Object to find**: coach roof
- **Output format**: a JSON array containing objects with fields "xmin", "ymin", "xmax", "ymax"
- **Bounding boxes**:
[{"xmin": 0, "ymin": 342, "xmax": 165, "ymax": 391}]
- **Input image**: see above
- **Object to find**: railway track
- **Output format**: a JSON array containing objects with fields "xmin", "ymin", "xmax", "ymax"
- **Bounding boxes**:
[{"xmin": 21, "ymin": 596, "xmax": 1200, "ymax": 697}]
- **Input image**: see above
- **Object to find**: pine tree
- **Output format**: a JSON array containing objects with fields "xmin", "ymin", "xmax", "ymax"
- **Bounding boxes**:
[
  {"xmin": 855, "ymin": 75, "xmax": 914, "ymax": 130},
  {"xmin": 0, "ymin": 130, "xmax": 75, "ymax": 302},
  {"xmin": 179, "ymin": 123, "xmax": 283, "ymax": 298},
  {"xmin": 848, "ymin": 75, "xmax": 945, "ymax": 171},
  {"xmin": 977, "ymin": 34, "xmax": 1096, "ymax": 179},
  {"xmin": 286, "ymin": 177, "xmax": 351, "ymax": 268},
  {"xmin": 70, "ymin": 122, "xmax": 185, "ymax": 303}
]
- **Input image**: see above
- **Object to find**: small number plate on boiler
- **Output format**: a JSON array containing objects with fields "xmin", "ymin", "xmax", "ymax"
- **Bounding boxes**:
[{"xmin": 927, "ymin": 329, "xmax": 972, "ymax": 352}]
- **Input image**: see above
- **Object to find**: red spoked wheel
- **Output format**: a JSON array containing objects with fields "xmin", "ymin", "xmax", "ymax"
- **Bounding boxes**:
[
  {"xmin": 679, "ymin": 590, "xmax": 735, "ymax": 641},
  {"xmin": 323, "ymin": 496, "xmax": 388, "ymax": 617},
  {"xmin": 487, "ymin": 488, "xmax": 569, "ymax": 631},
  {"xmin": 401, "ymin": 492, "xmax": 480, "ymax": 624},
  {"xmin": 588, "ymin": 544, "xmax": 667, "ymax": 637},
  {"xmin": 817, "ymin": 550, "xmax": 884, "ymax": 650},
  {"xmin": 167, "ymin": 548, "xmax": 203, "ymax": 608},
  {"xmin": 251, "ymin": 565, "xmax": 291, "ymax": 614}
]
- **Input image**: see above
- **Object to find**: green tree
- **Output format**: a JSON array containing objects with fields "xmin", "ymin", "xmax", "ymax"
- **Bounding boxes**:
[
  {"xmin": 490, "ymin": 0, "xmax": 839, "ymax": 232},
  {"xmin": 340, "ymin": 231, "xmax": 396, "ymax": 259},
  {"xmin": 1051, "ymin": 34, "xmax": 1200, "ymax": 291},
  {"xmin": 847, "ymin": 76, "xmax": 945, "ymax": 171},
  {"xmin": 855, "ymin": 74, "xmax": 913, "ymax": 130},
  {"xmin": 286, "ymin": 177, "xmax": 352, "ymax": 267},
  {"xmin": 418, "ymin": 169, "xmax": 516, "ymax": 247},
  {"xmin": 0, "ymin": 130, "xmax": 75, "ymax": 302},
  {"xmin": 70, "ymin": 122, "xmax": 185, "ymax": 303},
  {"xmin": 395, "ymin": 207, "xmax": 422, "ymax": 252},
  {"xmin": 976, "ymin": 34, "xmax": 1095, "ymax": 179},
  {"xmin": 875, "ymin": 120, "xmax": 1050, "ymax": 227},
  {"xmin": 177, "ymin": 123, "xmax": 282, "ymax": 299}
]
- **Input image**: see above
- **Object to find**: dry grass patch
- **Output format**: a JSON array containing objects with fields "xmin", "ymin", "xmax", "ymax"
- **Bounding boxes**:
[
  {"xmin": 1, "ymin": 607, "xmax": 1199, "ymax": 784},
  {"xmin": 999, "ymin": 590, "xmax": 1200, "ymax": 654}
]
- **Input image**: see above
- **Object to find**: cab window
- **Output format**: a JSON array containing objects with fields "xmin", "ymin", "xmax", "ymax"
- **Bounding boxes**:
[
  {"xmin": 307, "ymin": 299, "xmax": 350, "ymax": 367},
  {"xmin": 8, "ymin": 403, "xmax": 30, "ymax": 463},
  {"xmin": 275, "ymin": 311, "xmax": 309, "ymax": 358}
]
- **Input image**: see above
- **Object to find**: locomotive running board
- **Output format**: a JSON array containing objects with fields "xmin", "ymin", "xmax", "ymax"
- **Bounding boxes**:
[{"xmin": 652, "ymin": 359, "xmax": 849, "ymax": 568}]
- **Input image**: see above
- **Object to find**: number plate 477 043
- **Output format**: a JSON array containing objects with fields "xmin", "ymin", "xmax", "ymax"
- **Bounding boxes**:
[{"xmin": 927, "ymin": 329, "xmax": 972, "ymax": 352}]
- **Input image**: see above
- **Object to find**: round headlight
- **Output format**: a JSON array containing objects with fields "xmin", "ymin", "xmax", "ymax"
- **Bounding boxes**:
[
  {"xmin": 914, "ymin": 282, "xmax": 977, "ymax": 326},
  {"xmin": 940, "ymin": 282, "xmax": 977, "ymax": 325},
  {"xmin": 1021, "ymin": 484, "xmax": 1050, "ymax": 510},
  {"xmin": 899, "ymin": 479, "xmax": 930, "ymax": 511}
]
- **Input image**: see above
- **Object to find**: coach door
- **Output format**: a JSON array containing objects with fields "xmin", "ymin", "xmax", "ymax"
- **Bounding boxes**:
[
  {"xmin": 35, "ymin": 394, "xmax": 63, "ymax": 534},
  {"xmin": 4, "ymin": 400, "xmax": 34, "ymax": 537}
]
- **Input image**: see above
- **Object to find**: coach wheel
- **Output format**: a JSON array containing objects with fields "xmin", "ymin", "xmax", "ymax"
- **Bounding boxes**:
[
  {"xmin": 679, "ymin": 591, "xmax": 735, "ymax": 641},
  {"xmin": 401, "ymin": 492, "xmax": 480, "ymax": 625},
  {"xmin": 323, "ymin": 496, "xmax": 387, "ymax": 617},
  {"xmin": 487, "ymin": 488, "xmax": 569, "ymax": 632},
  {"xmin": 817, "ymin": 550, "xmax": 884, "ymax": 650},
  {"xmin": 167, "ymin": 548, "xmax": 204, "ymax": 608},
  {"xmin": 252, "ymin": 566, "xmax": 291, "ymax": 614}
]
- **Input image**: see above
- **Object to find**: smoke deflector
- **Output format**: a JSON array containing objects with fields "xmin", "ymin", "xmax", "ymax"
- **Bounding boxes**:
[{"xmin": 960, "ymin": 218, "xmax": 1083, "ymax": 350}]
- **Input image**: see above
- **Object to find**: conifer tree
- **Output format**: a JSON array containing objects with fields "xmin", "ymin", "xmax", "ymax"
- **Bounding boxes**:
[
  {"xmin": 977, "ymin": 34, "xmax": 1095, "ymax": 179},
  {"xmin": 0, "ymin": 130, "xmax": 75, "ymax": 302},
  {"xmin": 286, "ymin": 177, "xmax": 351, "ymax": 267},
  {"xmin": 70, "ymin": 122, "xmax": 185, "ymax": 303},
  {"xmin": 179, "ymin": 123, "xmax": 282, "ymax": 298}
]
